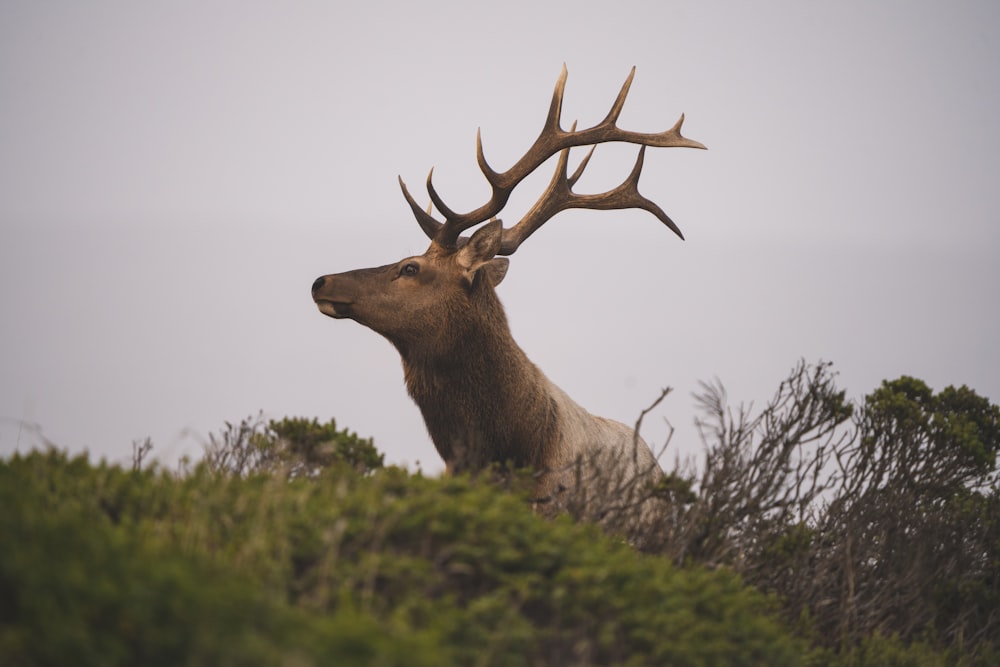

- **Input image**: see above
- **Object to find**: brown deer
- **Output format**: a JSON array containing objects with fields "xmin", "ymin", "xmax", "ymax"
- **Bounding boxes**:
[{"xmin": 312, "ymin": 66, "xmax": 704, "ymax": 512}]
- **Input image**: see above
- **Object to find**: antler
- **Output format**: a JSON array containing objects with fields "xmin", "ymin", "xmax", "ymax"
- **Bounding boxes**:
[{"xmin": 399, "ymin": 64, "xmax": 706, "ymax": 253}]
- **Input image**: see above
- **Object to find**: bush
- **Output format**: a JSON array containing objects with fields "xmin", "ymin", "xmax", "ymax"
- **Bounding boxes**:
[
  {"xmin": 642, "ymin": 362, "xmax": 999, "ymax": 663},
  {"xmin": 201, "ymin": 414, "xmax": 383, "ymax": 477},
  {"xmin": 1, "ymin": 449, "xmax": 804, "ymax": 666}
]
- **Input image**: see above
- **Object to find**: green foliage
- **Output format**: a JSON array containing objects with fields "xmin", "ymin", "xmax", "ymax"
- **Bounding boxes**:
[
  {"xmin": 836, "ymin": 378, "xmax": 1000, "ymax": 649},
  {"xmin": 1, "ymin": 449, "xmax": 804, "ymax": 667},
  {"xmin": 859, "ymin": 376, "xmax": 1000, "ymax": 494},
  {"xmin": 266, "ymin": 415, "xmax": 384, "ymax": 474},
  {"xmin": 825, "ymin": 636, "xmax": 946, "ymax": 667},
  {"xmin": 818, "ymin": 632, "xmax": 1000, "ymax": 667},
  {"xmin": 202, "ymin": 414, "xmax": 383, "ymax": 478}
]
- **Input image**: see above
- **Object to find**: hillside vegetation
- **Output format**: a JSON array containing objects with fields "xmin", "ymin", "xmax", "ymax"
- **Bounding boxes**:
[
  {"xmin": 2, "ymin": 450, "xmax": 803, "ymax": 666},
  {"xmin": 2, "ymin": 362, "xmax": 997, "ymax": 666}
]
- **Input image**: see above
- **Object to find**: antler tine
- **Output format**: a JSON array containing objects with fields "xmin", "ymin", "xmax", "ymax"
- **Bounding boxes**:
[
  {"xmin": 567, "ymin": 144, "xmax": 595, "ymax": 189},
  {"xmin": 497, "ymin": 144, "xmax": 683, "ymax": 256},
  {"xmin": 475, "ymin": 128, "xmax": 501, "ymax": 188},
  {"xmin": 618, "ymin": 146, "xmax": 685, "ymax": 240},
  {"xmin": 543, "ymin": 63, "xmax": 570, "ymax": 139},
  {"xmin": 425, "ymin": 168, "xmax": 461, "ymax": 222},
  {"xmin": 399, "ymin": 176, "xmax": 443, "ymax": 241},
  {"xmin": 599, "ymin": 66, "xmax": 635, "ymax": 128}
]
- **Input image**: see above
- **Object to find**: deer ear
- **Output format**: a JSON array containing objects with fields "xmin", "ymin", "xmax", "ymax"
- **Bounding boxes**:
[
  {"xmin": 481, "ymin": 257, "xmax": 509, "ymax": 286},
  {"xmin": 457, "ymin": 219, "xmax": 502, "ymax": 273}
]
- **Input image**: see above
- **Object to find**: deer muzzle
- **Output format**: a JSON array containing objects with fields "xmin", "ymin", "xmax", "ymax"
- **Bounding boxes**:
[{"xmin": 311, "ymin": 275, "xmax": 353, "ymax": 319}]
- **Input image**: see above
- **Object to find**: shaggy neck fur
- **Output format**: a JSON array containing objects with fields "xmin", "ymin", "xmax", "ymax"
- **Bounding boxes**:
[{"xmin": 399, "ymin": 274, "xmax": 560, "ymax": 472}]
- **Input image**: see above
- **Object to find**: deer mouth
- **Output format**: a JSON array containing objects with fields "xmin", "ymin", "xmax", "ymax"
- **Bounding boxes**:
[{"xmin": 315, "ymin": 299, "xmax": 352, "ymax": 319}]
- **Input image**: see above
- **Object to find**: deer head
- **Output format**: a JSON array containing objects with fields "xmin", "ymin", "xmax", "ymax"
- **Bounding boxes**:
[{"xmin": 312, "ymin": 65, "xmax": 704, "ymax": 354}]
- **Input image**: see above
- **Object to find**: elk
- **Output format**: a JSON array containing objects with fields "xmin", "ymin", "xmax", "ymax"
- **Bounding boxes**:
[{"xmin": 312, "ymin": 66, "xmax": 704, "ymax": 512}]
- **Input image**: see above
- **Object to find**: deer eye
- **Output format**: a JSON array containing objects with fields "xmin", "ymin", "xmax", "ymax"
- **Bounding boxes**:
[{"xmin": 400, "ymin": 262, "xmax": 420, "ymax": 277}]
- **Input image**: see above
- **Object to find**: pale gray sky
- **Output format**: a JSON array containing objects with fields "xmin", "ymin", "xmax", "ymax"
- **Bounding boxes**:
[{"xmin": 2, "ymin": 1, "xmax": 998, "ymax": 471}]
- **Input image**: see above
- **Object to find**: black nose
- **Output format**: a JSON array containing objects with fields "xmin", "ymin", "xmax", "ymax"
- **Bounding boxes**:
[{"xmin": 311, "ymin": 276, "xmax": 325, "ymax": 295}]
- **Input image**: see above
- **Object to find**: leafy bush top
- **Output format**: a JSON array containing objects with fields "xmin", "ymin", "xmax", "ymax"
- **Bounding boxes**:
[{"xmin": 1, "ymin": 449, "xmax": 802, "ymax": 667}]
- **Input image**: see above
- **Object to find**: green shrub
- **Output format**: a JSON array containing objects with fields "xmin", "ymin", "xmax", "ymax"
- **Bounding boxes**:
[
  {"xmin": 1, "ymin": 449, "xmax": 804, "ymax": 666},
  {"xmin": 201, "ymin": 415, "xmax": 383, "ymax": 477}
]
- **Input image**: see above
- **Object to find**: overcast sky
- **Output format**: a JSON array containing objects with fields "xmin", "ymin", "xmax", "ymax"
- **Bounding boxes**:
[{"xmin": 2, "ymin": 1, "xmax": 998, "ymax": 472}]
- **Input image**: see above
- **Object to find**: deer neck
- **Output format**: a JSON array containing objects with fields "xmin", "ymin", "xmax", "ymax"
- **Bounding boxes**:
[{"xmin": 399, "ymin": 285, "xmax": 559, "ymax": 472}]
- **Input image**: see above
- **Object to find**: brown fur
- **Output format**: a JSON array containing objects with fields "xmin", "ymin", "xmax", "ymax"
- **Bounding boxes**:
[{"xmin": 401, "ymin": 268, "xmax": 559, "ymax": 473}]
